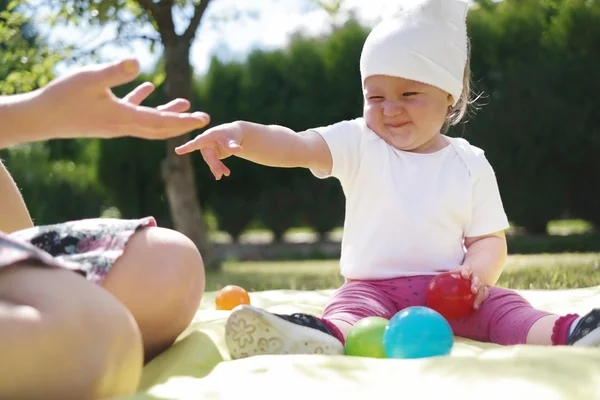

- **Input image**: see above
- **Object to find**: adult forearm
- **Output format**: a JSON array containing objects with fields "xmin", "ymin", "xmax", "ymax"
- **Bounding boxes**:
[
  {"xmin": 0, "ymin": 160, "xmax": 33, "ymax": 233},
  {"xmin": 0, "ymin": 91, "xmax": 44, "ymax": 150}
]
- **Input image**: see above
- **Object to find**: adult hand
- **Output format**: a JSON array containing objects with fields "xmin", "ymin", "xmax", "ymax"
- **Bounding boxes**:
[{"xmin": 36, "ymin": 58, "xmax": 210, "ymax": 140}]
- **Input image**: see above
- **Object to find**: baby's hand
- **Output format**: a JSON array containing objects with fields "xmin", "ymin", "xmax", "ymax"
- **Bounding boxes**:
[
  {"xmin": 175, "ymin": 122, "xmax": 244, "ymax": 180},
  {"xmin": 457, "ymin": 265, "xmax": 489, "ymax": 310}
]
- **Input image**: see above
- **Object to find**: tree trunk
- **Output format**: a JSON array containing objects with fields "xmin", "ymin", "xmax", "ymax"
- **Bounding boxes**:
[{"xmin": 161, "ymin": 37, "xmax": 220, "ymax": 269}]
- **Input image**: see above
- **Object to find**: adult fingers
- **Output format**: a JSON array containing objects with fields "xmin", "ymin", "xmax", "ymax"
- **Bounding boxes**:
[
  {"xmin": 157, "ymin": 99, "xmax": 191, "ymax": 113},
  {"xmin": 73, "ymin": 59, "xmax": 141, "ymax": 91},
  {"xmin": 122, "ymin": 82, "xmax": 155, "ymax": 105},
  {"xmin": 123, "ymin": 105, "xmax": 210, "ymax": 139}
]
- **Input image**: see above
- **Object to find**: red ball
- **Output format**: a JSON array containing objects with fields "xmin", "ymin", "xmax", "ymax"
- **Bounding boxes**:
[{"xmin": 425, "ymin": 271, "xmax": 476, "ymax": 320}]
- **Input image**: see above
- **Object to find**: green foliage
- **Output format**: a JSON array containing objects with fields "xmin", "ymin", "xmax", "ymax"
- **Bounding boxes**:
[
  {"xmin": 43, "ymin": 0, "xmax": 149, "ymax": 30},
  {"xmin": 5, "ymin": 1, "xmax": 600, "ymax": 248},
  {"xmin": 34, "ymin": 0, "xmax": 243, "ymax": 62},
  {"xmin": 461, "ymin": 0, "xmax": 600, "ymax": 233},
  {"xmin": 193, "ymin": 19, "xmax": 368, "ymax": 240},
  {"xmin": 34, "ymin": 0, "xmax": 158, "ymax": 63},
  {"xmin": 90, "ymin": 4, "xmax": 600, "ymax": 242},
  {"xmin": 0, "ymin": 0, "xmax": 60, "ymax": 94},
  {"xmin": 1, "ymin": 143, "xmax": 107, "ymax": 224},
  {"xmin": 307, "ymin": 0, "xmax": 345, "ymax": 18},
  {"xmin": 547, "ymin": 0, "xmax": 600, "ymax": 227}
]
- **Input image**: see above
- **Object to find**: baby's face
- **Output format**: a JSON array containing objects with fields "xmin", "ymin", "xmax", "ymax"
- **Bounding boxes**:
[{"xmin": 363, "ymin": 75, "xmax": 453, "ymax": 153}]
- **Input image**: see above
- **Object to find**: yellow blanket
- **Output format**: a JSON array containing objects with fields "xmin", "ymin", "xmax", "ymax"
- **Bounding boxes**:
[{"xmin": 118, "ymin": 287, "xmax": 600, "ymax": 400}]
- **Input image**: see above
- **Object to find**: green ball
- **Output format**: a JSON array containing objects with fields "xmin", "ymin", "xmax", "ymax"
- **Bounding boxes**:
[{"xmin": 344, "ymin": 316, "xmax": 389, "ymax": 358}]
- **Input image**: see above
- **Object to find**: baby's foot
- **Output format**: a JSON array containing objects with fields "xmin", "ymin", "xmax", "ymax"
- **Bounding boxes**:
[
  {"xmin": 568, "ymin": 309, "xmax": 600, "ymax": 346},
  {"xmin": 225, "ymin": 305, "xmax": 344, "ymax": 359}
]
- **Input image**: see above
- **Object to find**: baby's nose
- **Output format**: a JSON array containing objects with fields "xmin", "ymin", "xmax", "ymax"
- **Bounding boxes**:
[{"xmin": 383, "ymin": 100, "xmax": 403, "ymax": 116}]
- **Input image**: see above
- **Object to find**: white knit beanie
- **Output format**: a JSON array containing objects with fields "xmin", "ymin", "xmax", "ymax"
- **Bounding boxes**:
[{"xmin": 359, "ymin": 0, "xmax": 469, "ymax": 105}]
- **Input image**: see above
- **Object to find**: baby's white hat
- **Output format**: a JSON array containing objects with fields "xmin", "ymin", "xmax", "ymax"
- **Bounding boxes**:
[{"xmin": 359, "ymin": 0, "xmax": 469, "ymax": 105}]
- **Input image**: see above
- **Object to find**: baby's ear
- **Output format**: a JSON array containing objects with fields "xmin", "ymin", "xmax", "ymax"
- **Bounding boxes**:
[{"xmin": 447, "ymin": 94, "xmax": 455, "ymax": 106}]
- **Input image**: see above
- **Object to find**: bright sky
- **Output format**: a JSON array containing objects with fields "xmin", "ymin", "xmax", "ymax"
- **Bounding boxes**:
[{"xmin": 46, "ymin": 0, "xmax": 404, "ymax": 77}]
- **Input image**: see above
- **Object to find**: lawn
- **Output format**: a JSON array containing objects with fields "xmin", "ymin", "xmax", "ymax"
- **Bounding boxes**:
[{"xmin": 205, "ymin": 252, "xmax": 600, "ymax": 292}]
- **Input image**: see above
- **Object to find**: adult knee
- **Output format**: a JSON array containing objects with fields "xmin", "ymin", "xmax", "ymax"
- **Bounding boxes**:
[
  {"xmin": 102, "ymin": 226, "xmax": 206, "ymax": 358},
  {"xmin": 146, "ymin": 228, "xmax": 206, "ymax": 328}
]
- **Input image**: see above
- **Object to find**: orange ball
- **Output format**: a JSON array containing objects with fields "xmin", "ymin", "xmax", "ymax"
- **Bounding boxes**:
[{"xmin": 215, "ymin": 285, "xmax": 251, "ymax": 310}]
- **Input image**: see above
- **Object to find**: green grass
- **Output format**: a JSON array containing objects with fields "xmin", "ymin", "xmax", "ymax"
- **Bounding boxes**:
[
  {"xmin": 205, "ymin": 252, "xmax": 600, "ymax": 292},
  {"xmin": 200, "ymin": 217, "xmax": 600, "ymax": 290},
  {"xmin": 206, "ymin": 260, "xmax": 343, "ymax": 292},
  {"xmin": 547, "ymin": 219, "xmax": 593, "ymax": 235}
]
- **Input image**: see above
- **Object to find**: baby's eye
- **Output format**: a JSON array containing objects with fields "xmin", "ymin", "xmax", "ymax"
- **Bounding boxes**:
[
  {"xmin": 403, "ymin": 92, "xmax": 418, "ymax": 97},
  {"xmin": 368, "ymin": 96, "xmax": 384, "ymax": 101}
]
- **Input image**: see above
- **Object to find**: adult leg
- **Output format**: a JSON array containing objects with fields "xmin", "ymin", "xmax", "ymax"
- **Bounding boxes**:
[
  {"xmin": 0, "ymin": 265, "xmax": 143, "ymax": 399},
  {"xmin": 100, "ymin": 226, "xmax": 206, "ymax": 361},
  {"xmin": 12, "ymin": 218, "xmax": 206, "ymax": 362}
]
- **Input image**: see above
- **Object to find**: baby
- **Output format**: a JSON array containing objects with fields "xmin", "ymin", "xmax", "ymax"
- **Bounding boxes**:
[{"xmin": 176, "ymin": 0, "xmax": 600, "ymax": 358}]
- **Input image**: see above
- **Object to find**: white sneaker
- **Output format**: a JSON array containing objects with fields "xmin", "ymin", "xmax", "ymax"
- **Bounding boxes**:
[{"xmin": 225, "ymin": 305, "xmax": 344, "ymax": 359}]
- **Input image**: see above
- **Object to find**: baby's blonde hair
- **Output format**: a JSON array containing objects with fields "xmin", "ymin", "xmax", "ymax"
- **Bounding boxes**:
[{"xmin": 443, "ymin": 37, "xmax": 478, "ymax": 133}]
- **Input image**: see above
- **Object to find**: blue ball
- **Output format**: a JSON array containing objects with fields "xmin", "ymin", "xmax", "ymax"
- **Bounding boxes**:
[{"xmin": 383, "ymin": 306, "xmax": 454, "ymax": 359}]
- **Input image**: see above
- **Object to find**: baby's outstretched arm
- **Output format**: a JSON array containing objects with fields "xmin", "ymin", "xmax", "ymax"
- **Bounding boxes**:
[{"xmin": 175, "ymin": 121, "xmax": 332, "ymax": 180}]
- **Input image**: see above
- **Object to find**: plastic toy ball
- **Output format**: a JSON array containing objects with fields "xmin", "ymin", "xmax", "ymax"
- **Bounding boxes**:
[
  {"xmin": 215, "ymin": 285, "xmax": 251, "ymax": 310},
  {"xmin": 426, "ymin": 271, "xmax": 475, "ymax": 320},
  {"xmin": 383, "ymin": 306, "xmax": 454, "ymax": 359},
  {"xmin": 344, "ymin": 316, "xmax": 389, "ymax": 358}
]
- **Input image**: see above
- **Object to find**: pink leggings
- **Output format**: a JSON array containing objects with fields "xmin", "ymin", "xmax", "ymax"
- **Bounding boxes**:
[{"xmin": 321, "ymin": 275, "xmax": 555, "ymax": 345}]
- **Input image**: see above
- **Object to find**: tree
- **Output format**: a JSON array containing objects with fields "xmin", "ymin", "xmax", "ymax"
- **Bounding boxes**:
[{"xmin": 31, "ymin": 0, "xmax": 221, "ymax": 267}]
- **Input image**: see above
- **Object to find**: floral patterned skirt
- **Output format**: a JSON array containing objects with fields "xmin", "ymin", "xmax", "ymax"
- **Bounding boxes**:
[{"xmin": 0, "ymin": 217, "xmax": 157, "ymax": 284}]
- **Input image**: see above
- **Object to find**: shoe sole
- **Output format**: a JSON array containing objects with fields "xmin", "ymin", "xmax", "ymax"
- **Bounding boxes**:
[
  {"xmin": 571, "ymin": 326, "xmax": 600, "ymax": 347},
  {"xmin": 225, "ymin": 305, "xmax": 344, "ymax": 360}
]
